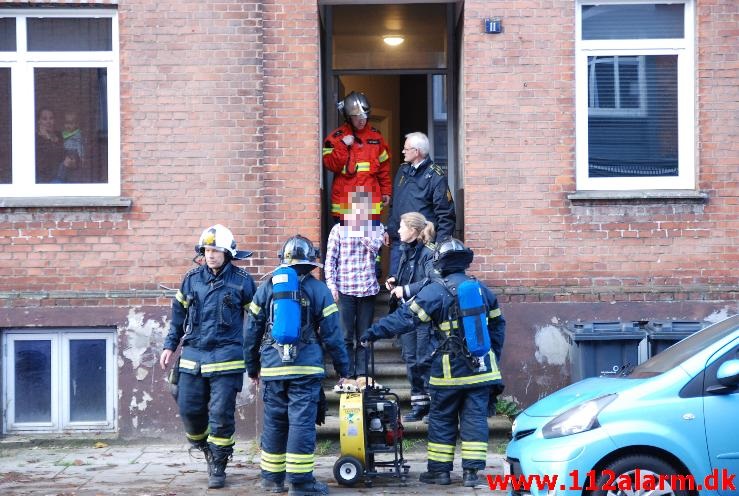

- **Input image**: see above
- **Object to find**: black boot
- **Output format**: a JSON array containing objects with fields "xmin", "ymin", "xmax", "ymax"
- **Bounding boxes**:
[
  {"xmin": 288, "ymin": 478, "xmax": 329, "ymax": 496},
  {"xmin": 463, "ymin": 468, "xmax": 481, "ymax": 487},
  {"xmin": 419, "ymin": 471, "xmax": 451, "ymax": 485},
  {"xmin": 208, "ymin": 458, "xmax": 227, "ymax": 489},
  {"xmin": 261, "ymin": 478, "xmax": 288, "ymax": 493},
  {"xmin": 188, "ymin": 441, "xmax": 214, "ymax": 476},
  {"xmin": 403, "ymin": 404, "xmax": 429, "ymax": 422}
]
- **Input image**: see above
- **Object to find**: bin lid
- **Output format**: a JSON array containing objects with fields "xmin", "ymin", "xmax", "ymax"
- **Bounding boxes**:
[
  {"xmin": 565, "ymin": 321, "xmax": 646, "ymax": 341},
  {"xmin": 646, "ymin": 320, "xmax": 706, "ymax": 334}
]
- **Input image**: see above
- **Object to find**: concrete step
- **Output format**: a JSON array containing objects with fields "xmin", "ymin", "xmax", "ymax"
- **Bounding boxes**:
[{"xmin": 317, "ymin": 413, "xmax": 511, "ymax": 438}]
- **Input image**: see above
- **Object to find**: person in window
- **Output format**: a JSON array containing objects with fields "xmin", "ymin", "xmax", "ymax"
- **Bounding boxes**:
[
  {"xmin": 322, "ymin": 91, "xmax": 392, "ymax": 224},
  {"xmin": 62, "ymin": 110, "xmax": 85, "ymax": 169},
  {"xmin": 385, "ymin": 132, "xmax": 456, "ymax": 275},
  {"xmin": 324, "ymin": 189, "xmax": 385, "ymax": 378},
  {"xmin": 159, "ymin": 225, "xmax": 256, "ymax": 489},
  {"xmin": 384, "ymin": 211, "xmax": 437, "ymax": 422},
  {"xmin": 35, "ymin": 108, "xmax": 75, "ymax": 183}
]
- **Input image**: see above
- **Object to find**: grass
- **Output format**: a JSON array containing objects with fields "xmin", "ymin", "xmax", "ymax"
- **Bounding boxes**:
[
  {"xmin": 495, "ymin": 397, "xmax": 522, "ymax": 421},
  {"xmin": 314, "ymin": 439, "xmax": 335, "ymax": 456}
]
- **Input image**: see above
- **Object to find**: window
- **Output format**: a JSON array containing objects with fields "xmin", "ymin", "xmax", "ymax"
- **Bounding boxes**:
[
  {"xmin": 0, "ymin": 10, "xmax": 119, "ymax": 197},
  {"xmin": 3, "ymin": 329, "xmax": 117, "ymax": 433},
  {"xmin": 575, "ymin": 1, "xmax": 694, "ymax": 190}
]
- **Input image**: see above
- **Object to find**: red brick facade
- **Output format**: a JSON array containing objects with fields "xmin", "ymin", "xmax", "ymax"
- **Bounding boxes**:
[{"xmin": 0, "ymin": 0, "xmax": 736, "ymax": 437}]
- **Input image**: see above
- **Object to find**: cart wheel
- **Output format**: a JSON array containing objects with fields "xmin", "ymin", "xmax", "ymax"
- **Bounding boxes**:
[{"xmin": 333, "ymin": 456, "xmax": 363, "ymax": 487}]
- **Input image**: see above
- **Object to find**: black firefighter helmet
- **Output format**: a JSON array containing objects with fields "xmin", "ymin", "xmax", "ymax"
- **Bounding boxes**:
[{"xmin": 433, "ymin": 237, "xmax": 473, "ymax": 276}]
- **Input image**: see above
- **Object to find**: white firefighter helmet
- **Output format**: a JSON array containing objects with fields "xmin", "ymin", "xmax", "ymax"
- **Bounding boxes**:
[{"xmin": 196, "ymin": 224, "xmax": 252, "ymax": 260}]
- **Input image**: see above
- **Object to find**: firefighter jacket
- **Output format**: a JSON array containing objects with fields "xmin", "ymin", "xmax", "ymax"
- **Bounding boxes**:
[
  {"xmin": 362, "ymin": 271, "xmax": 505, "ymax": 389},
  {"xmin": 322, "ymin": 122, "xmax": 391, "ymax": 217},
  {"xmin": 244, "ymin": 272, "xmax": 350, "ymax": 381},
  {"xmin": 386, "ymin": 157, "xmax": 456, "ymax": 242},
  {"xmin": 164, "ymin": 262, "xmax": 256, "ymax": 377}
]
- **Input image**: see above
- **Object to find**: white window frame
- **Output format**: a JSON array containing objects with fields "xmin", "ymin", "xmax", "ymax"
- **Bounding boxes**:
[
  {"xmin": 0, "ymin": 9, "xmax": 120, "ymax": 198},
  {"xmin": 3, "ymin": 329, "xmax": 117, "ymax": 433},
  {"xmin": 575, "ymin": 0, "xmax": 695, "ymax": 191}
]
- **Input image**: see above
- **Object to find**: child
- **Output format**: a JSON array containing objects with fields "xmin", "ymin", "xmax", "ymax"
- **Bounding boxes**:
[
  {"xmin": 62, "ymin": 110, "xmax": 84, "ymax": 166},
  {"xmin": 325, "ymin": 188, "xmax": 385, "ymax": 377}
]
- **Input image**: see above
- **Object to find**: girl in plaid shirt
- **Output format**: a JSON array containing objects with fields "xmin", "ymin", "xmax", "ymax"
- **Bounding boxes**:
[{"xmin": 325, "ymin": 190, "xmax": 386, "ymax": 377}]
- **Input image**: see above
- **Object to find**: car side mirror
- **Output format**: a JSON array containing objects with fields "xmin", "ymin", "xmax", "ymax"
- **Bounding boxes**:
[{"xmin": 716, "ymin": 359, "xmax": 739, "ymax": 387}]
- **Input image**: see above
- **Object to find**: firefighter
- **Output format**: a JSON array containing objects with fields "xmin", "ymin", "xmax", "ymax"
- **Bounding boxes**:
[
  {"xmin": 245, "ymin": 235, "xmax": 350, "ymax": 496},
  {"xmin": 322, "ymin": 91, "xmax": 392, "ymax": 222},
  {"xmin": 361, "ymin": 238, "xmax": 505, "ymax": 488},
  {"xmin": 160, "ymin": 224, "xmax": 256, "ymax": 489}
]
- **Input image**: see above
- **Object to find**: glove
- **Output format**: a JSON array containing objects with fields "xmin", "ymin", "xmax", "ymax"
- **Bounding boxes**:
[{"xmin": 359, "ymin": 331, "xmax": 375, "ymax": 347}]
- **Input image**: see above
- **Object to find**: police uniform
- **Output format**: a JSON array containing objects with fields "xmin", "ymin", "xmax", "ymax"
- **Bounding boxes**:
[
  {"xmin": 362, "ymin": 269, "xmax": 505, "ymax": 480},
  {"xmin": 164, "ymin": 261, "xmax": 256, "ymax": 462},
  {"xmin": 387, "ymin": 157, "xmax": 456, "ymax": 252},
  {"xmin": 244, "ymin": 271, "xmax": 350, "ymax": 489},
  {"xmin": 392, "ymin": 240, "xmax": 437, "ymax": 420}
]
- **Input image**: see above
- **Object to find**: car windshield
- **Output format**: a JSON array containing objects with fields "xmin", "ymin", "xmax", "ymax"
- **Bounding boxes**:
[{"xmin": 629, "ymin": 315, "xmax": 739, "ymax": 378}]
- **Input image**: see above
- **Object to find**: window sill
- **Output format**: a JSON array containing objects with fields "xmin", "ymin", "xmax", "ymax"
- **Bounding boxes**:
[
  {"xmin": 0, "ymin": 197, "xmax": 132, "ymax": 208},
  {"xmin": 568, "ymin": 190, "xmax": 708, "ymax": 202}
]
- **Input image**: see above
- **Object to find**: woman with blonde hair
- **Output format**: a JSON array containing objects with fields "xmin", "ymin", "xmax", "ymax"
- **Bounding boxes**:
[{"xmin": 384, "ymin": 211, "xmax": 436, "ymax": 422}]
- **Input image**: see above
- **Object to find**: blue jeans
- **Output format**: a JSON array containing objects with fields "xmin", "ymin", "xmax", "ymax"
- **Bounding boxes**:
[{"xmin": 338, "ymin": 293, "xmax": 376, "ymax": 377}]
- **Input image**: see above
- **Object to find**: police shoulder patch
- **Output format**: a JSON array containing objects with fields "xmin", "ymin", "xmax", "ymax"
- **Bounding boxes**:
[{"xmin": 430, "ymin": 163, "xmax": 445, "ymax": 176}]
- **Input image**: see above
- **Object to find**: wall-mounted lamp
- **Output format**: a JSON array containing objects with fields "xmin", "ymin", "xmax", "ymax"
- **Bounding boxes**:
[
  {"xmin": 383, "ymin": 35, "xmax": 405, "ymax": 46},
  {"xmin": 484, "ymin": 17, "xmax": 502, "ymax": 34}
]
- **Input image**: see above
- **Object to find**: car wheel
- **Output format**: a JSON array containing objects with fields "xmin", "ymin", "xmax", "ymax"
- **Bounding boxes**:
[
  {"xmin": 333, "ymin": 455, "xmax": 363, "ymax": 486},
  {"xmin": 591, "ymin": 454, "xmax": 691, "ymax": 496}
]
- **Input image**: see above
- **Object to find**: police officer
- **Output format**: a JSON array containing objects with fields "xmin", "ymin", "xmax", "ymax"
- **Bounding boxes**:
[
  {"xmin": 385, "ymin": 132, "xmax": 456, "ymax": 275},
  {"xmin": 245, "ymin": 235, "xmax": 350, "ymax": 496},
  {"xmin": 361, "ymin": 238, "xmax": 505, "ymax": 488},
  {"xmin": 160, "ymin": 224, "xmax": 256, "ymax": 489}
]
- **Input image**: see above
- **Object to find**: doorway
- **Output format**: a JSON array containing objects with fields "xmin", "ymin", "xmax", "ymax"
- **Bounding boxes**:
[{"xmin": 319, "ymin": 2, "xmax": 460, "ymax": 266}]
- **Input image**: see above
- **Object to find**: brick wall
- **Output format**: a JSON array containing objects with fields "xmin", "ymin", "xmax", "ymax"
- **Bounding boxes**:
[{"xmin": 461, "ymin": 0, "xmax": 738, "ymax": 300}]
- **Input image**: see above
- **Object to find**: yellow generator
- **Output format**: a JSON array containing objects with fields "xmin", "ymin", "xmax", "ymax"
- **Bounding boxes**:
[{"xmin": 333, "ymin": 347, "xmax": 409, "ymax": 487}]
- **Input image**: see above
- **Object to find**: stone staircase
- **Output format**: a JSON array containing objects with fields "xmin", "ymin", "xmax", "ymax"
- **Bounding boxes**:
[{"xmin": 317, "ymin": 292, "xmax": 512, "ymax": 440}]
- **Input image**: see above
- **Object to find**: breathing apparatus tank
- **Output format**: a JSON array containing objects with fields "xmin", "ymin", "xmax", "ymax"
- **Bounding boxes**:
[
  {"xmin": 271, "ymin": 265, "xmax": 301, "ymax": 361},
  {"xmin": 456, "ymin": 278, "xmax": 491, "ymax": 357}
]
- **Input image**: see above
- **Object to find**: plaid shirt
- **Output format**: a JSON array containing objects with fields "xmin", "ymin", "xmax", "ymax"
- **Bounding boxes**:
[{"xmin": 325, "ymin": 223, "xmax": 385, "ymax": 297}]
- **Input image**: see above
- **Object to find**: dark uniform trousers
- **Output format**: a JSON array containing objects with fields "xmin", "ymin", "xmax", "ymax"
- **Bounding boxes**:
[
  {"xmin": 177, "ymin": 371, "xmax": 243, "ymax": 461},
  {"xmin": 399, "ymin": 325, "xmax": 432, "ymax": 405},
  {"xmin": 427, "ymin": 386, "xmax": 489, "ymax": 473},
  {"xmin": 260, "ymin": 376, "xmax": 322, "ymax": 484}
]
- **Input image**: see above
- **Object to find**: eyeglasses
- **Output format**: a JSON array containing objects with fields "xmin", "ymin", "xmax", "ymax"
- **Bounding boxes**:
[{"xmin": 402, "ymin": 147, "xmax": 417, "ymax": 153}]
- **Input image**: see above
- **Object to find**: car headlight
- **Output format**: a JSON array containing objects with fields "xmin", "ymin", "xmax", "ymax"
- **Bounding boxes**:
[{"xmin": 542, "ymin": 394, "xmax": 616, "ymax": 439}]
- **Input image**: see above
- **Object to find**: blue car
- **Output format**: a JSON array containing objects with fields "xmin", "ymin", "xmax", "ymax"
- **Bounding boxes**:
[{"xmin": 505, "ymin": 314, "xmax": 739, "ymax": 496}]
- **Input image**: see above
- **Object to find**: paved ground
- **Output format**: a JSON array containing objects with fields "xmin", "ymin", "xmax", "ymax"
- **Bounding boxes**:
[{"xmin": 0, "ymin": 438, "xmax": 508, "ymax": 495}]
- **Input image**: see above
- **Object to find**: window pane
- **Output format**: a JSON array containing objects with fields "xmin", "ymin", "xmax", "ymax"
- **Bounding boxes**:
[
  {"xmin": 69, "ymin": 339, "xmax": 107, "ymax": 422},
  {"xmin": 0, "ymin": 17, "xmax": 16, "ymax": 51},
  {"xmin": 582, "ymin": 4, "xmax": 684, "ymax": 40},
  {"xmin": 0, "ymin": 67, "xmax": 10, "ymax": 184},
  {"xmin": 35, "ymin": 68, "xmax": 108, "ymax": 184},
  {"xmin": 588, "ymin": 55, "xmax": 678, "ymax": 177},
  {"xmin": 15, "ymin": 340, "xmax": 52, "ymax": 423},
  {"xmin": 27, "ymin": 18, "xmax": 112, "ymax": 51}
]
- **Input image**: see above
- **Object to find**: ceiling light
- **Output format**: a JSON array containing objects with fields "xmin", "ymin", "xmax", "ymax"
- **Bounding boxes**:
[{"xmin": 383, "ymin": 35, "xmax": 404, "ymax": 47}]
